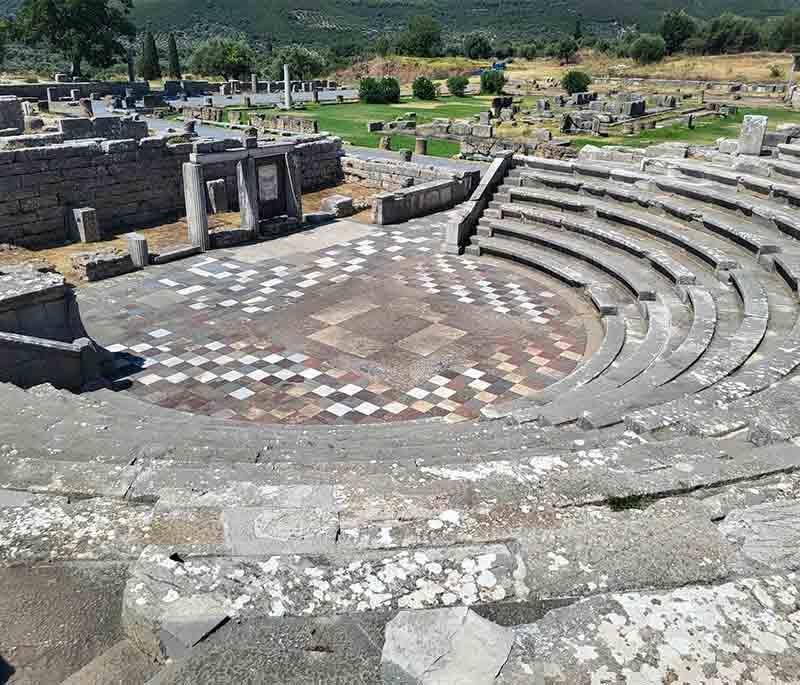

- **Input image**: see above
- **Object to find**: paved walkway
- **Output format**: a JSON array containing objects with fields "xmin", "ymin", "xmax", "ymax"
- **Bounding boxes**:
[{"xmin": 78, "ymin": 210, "xmax": 594, "ymax": 425}]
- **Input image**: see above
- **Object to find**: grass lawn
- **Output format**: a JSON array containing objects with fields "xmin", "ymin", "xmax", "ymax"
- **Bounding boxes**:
[
  {"xmin": 292, "ymin": 96, "xmax": 491, "ymax": 156},
  {"xmin": 570, "ymin": 106, "xmax": 800, "ymax": 150}
]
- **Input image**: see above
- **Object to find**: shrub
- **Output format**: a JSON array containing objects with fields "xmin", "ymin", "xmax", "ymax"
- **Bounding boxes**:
[
  {"xmin": 380, "ymin": 76, "xmax": 400, "ymax": 103},
  {"xmin": 480, "ymin": 69, "xmax": 506, "ymax": 95},
  {"xmin": 412, "ymin": 75, "xmax": 437, "ymax": 100},
  {"xmin": 359, "ymin": 76, "xmax": 400, "ymax": 104},
  {"xmin": 561, "ymin": 70, "xmax": 591, "ymax": 95},
  {"xmin": 629, "ymin": 34, "xmax": 666, "ymax": 64},
  {"xmin": 447, "ymin": 75, "xmax": 469, "ymax": 96},
  {"xmin": 519, "ymin": 43, "xmax": 538, "ymax": 60}
]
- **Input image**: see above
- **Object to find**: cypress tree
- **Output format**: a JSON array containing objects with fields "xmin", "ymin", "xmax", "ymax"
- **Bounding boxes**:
[
  {"xmin": 167, "ymin": 32, "xmax": 181, "ymax": 79},
  {"xmin": 140, "ymin": 30, "xmax": 161, "ymax": 80}
]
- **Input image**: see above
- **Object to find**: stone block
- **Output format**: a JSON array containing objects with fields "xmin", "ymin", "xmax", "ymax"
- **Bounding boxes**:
[
  {"xmin": 382, "ymin": 607, "xmax": 514, "ymax": 684},
  {"xmin": 319, "ymin": 194, "xmax": 354, "ymax": 218},
  {"xmin": 738, "ymin": 115, "xmax": 768, "ymax": 156},
  {"xmin": 70, "ymin": 207, "xmax": 102, "ymax": 243},
  {"xmin": 205, "ymin": 179, "xmax": 229, "ymax": 214}
]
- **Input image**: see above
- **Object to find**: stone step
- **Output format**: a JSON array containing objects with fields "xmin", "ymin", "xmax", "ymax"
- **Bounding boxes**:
[
  {"xmin": 579, "ymin": 285, "xmax": 718, "ymax": 429},
  {"xmin": 485, "ymin": 215, "xmax": 673, "ymax": 302},
  {"xmin": 487, "ymin": 310, "xmax": 627, "ymax": 423},
  {"xmin": 537, "ymin": 301, "xmax": 673, "ymax": 426},
  {"xmin": 625, "ymin": 303, "xmax": 800, "ymax": 435},
  {"xmin": 502, "ymin": 573, "xmax": 800, "ymax": 683}
]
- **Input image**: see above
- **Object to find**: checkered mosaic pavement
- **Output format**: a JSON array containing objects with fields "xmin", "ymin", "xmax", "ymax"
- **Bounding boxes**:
[{"xmin": 84, "ymin": 213, "xmax": 588, "ymax": 425}]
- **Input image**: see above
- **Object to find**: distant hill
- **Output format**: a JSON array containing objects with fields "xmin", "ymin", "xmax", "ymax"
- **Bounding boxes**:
[
  {"xmin": 2, "ymin": 0, "xmax": 799, "ymax": 48},
  {"xmin": 127, "ymin": 0, "xmax": 800, "ymax": 46}
]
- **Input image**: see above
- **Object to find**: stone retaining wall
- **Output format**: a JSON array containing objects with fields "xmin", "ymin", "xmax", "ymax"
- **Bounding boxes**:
[
  {"xmin": 373, "ymin": 178, "xmax": 463, "ymax": 225},
  {"xmin": 341, "ymin": 155, "xmax": 480, "ymax": 195},
  {"xmin": 0, "ymin": 265, "xmax": 106, "ymax": 390}
]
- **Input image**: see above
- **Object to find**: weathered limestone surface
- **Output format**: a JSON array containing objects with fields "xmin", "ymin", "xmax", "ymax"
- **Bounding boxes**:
[
  {"xmin": 382, "ymin": 607, "xmax": 514, "ymax": 684},
  {"xmin": 498, "ymin": 574, "xmax": 800, "ymax": 684}
]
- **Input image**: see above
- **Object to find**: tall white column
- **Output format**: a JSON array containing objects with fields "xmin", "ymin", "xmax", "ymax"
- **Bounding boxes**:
[{"xmin": 283, "ymin": 64, "xmax": 292, "ymax": 109}]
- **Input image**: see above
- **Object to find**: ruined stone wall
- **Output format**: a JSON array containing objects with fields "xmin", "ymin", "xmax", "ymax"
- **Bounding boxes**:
[
  {"xmin": 0, "ymin": 135, "xmax": 345, "ymax": 247},
  {"xmin": 0, "ymin": 138, "xmax": 225, "ymax": 248},
  {"xmin": 296, "ymin": 137, "xmax": 343, "ymax": 190},
  {"xmin": 0, "ymin": 96, "xmax": 24, "ymax": 133},
  {"xmin": 248, "ymin": 113, "xmax": 319, "ymax": 135},
  {"xmin": 0, "ymin": 81, "xmax": 150, "ymax": 100}
]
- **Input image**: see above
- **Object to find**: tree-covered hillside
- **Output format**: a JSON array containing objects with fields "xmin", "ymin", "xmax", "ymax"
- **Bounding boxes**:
[{"xmin": 2, "ymin": 0, "xmax": 799, "ymax": 47}]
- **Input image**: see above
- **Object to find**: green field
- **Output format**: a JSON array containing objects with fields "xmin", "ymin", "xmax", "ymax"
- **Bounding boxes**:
[
  {"xmin": 235, "ymin": 96, "xmax": 492, "ymax": 158},
  {"xmin": 571, "ymin": 107, "xmax": 800, "ymax": 150}
]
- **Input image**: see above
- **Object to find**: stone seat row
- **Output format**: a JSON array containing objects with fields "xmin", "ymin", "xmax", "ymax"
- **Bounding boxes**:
[{"xmin": 466, "ymin": 154, "xmax": 800, "ymax": 434}]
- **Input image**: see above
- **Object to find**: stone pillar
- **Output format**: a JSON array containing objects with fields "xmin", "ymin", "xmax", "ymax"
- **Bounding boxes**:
[
  {"xmin": 127, "ymin": 233, "xmax": 149, "ymax": 268},
  {"xmin": 283, "ymin": 64, "xmax": 292, "ymax": 109},
  {"xmin": 242, "ymin": 95, "xmax": 251, "ymax": 108},
  {"xmin": 414, "ymin": 138, "xmax": 427, "ymax": 155},
  {"xmin": 237, "ymin": 158, "xmax": 259, "ymax": 234},
  {"xmin": 378, "ymin": 135, "xmax": 391, "ymax": 150},
  {"xmin": 127, "ymin": 48, "xmax": 135, "ymax": 83},
  {"xmin": 206, "ymin": 179, "xmax": 229, "ymax": 214},
  {"xmin": 312, "ymin": 88, "xmax": 319, "ymax": 104},
  {"xmin": 786, "ymin": 55, "xmax": 800, "ymax": 103},
  {"xmin": 251, "ymin": 73, "xmax": 258, "ymax": 93},
  {"xmin": 183, "ymin": 162, "xmax": 209, "ymax": 251},
  {"xmin": 78, "ymin": 98, "xmax": 93, "ymax": 118}
]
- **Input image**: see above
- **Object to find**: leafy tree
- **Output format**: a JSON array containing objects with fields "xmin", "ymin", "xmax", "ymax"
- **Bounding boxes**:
[
  {"xmin": 447, "ymin": 75, "xmax": 469, "ymax": 96},
  {"xmin": 683, "ymin": 36, "xmax": 706, "ymax": 55},
  {"xmin": 519, "ymin": 43, "xmax": 538, "ymax": 60},
  {"xmin": 595, "ymin": 38, "xmax": 612, "ymax": 53},
  {"xmin": 463, "ymin": 32, "xmax": 492, "ymax": 59},
  {"xmin": 14, "ymin": 0, "xmax": 135, "ymax": 77},
  {"xmin": 494, "ymin": 41, "xmax": 515, "ymax": 59},
  {"xmin": 412, "ymin": 75, "xmax": 436, "ymax": 100},
  {"xmin": 703, "ymin": 14, "xmax": 761, "ymax": 54},
  {"xmin": 190, "ymin": 38, "xmax": 255, "ymax": 79},
  {"xmin": 167, "ymin": 32, "xmax": 181, "ymax": 79},
  {"xmin": 265, "ymin": 45, "xmax": 326, "ymax": 80},
  {"xmin": 556, "ymin": 37, "xmax": 578, "ymax": 64},
  {"xmin": 140, "ymin": 30, "xmax": 161, "ymax": 80},
  {"xmin": 480, "ymin": 69, "xmax": 506, "ymax": 94},
  {"xmin": 396, "ymin": 15, "xmax": 442, "ymax": 57},
  {"xmin": 359, "ymin": 76, "xmax": 400, "ymax": 104},
  {"xmin": 375, "ymin": 35, "xmax": 391, "ymax": 57},
  {"xmin": 767, "ymin": 12, "xmax": 800, "ymax": 52},
  {"xmin": 561, "ymin": 69, "xmax": 591, "ymax": 95},
  {"xmin": 629, "ymin": 33, "xmax": 666, "ymax": 64},
  {"xmin": 659, "ymin": 10, "xmax": 696, "ymax": 55}
]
